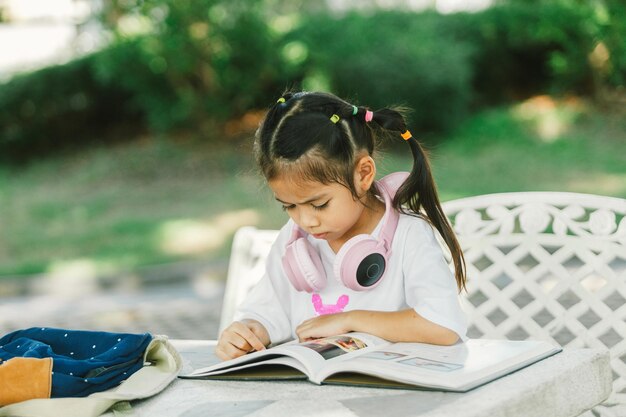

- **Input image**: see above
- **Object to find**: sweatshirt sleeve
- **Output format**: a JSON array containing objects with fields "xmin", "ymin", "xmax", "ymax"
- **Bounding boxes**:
[
  {"xmin": 233, "ymin": 221, "xmax": 295, "ymax": 345},
  {"xmin": 402, "ymin": 217, "xmax": 468, "ymax": 341}
]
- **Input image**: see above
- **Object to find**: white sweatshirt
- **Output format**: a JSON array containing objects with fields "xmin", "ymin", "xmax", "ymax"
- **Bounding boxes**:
[{"xmin": 235, "ymin": 213, "xmax": 468, "ymax": 345}]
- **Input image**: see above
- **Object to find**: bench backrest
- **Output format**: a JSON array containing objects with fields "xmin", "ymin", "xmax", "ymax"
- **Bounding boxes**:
[
  {"xmin": 443, "ymin": 191, "xmax": 626, "ymax": 404},
  {"xmin": 219, "ymin": 192, "xmax": 626, "ymax": 403},
  {"xmin": 220, "ymin": 227, "xmax": 278, "ymax": 335}
]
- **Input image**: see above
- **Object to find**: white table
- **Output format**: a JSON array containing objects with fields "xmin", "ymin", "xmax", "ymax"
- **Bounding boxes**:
[{"xmin": 118, "ymin": 340, "xmax": 611, "ymax": 417}]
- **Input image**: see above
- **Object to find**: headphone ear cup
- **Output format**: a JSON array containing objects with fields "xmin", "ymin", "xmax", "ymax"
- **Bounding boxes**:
[
  {"xmin": 334, "ymin": 236, "xmax": 387, "ymax": 291},
  {"xmin": 282, "ymin": 238, "xmax": 327, "ymax": 292}
]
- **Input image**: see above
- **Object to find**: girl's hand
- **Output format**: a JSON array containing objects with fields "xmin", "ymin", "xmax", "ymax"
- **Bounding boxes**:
[
  {"xmin": 296, "ymin": 312, "xmax": 352, "ymax": 341},
  {"xmin": 216, "ymin": 319, "xmax": 270, "ymax": 360}
]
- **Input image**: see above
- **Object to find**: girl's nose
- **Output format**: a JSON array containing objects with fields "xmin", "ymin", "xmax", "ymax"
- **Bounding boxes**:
[{"xmin": 298, "ymin": 209, "xmax": 320, "ymax": 229}]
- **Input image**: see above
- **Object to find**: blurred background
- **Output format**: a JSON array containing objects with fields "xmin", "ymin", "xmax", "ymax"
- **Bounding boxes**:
[{"xmin": 0, "ymin": 0, "xmax": 624, "ymax": 339}]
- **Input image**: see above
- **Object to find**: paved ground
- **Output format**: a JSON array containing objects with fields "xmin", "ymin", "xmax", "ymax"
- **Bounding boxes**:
[{"xmin": 0, "ymin": 261, "xmax": 227, "ymax": 340}]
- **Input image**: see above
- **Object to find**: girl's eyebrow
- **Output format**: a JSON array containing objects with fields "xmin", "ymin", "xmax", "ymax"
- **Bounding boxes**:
[{"xmin": 275, "ymin": 195, "xmax": 326, "ymax": 205}]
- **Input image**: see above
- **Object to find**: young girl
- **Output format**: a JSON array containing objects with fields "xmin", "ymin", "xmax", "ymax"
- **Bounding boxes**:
[{"xmin": 216, "ymin": 91, "xmax": 467, "ymax": 360}]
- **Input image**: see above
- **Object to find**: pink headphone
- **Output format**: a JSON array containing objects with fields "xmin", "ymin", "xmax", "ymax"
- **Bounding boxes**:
[{"xmin": 281, "ymin": 172, "xmax": 409, "ymax": 292}]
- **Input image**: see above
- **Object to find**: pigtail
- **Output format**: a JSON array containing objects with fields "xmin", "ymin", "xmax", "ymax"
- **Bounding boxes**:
[{"xmin": 371, "ymin": 108, "xmax": 467, "ymax": 293}]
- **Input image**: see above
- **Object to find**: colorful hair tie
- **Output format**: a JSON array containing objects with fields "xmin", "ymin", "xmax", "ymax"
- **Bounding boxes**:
[
  {"xmin": 365, "ymin": 110, "xmax": 374, "ymax": 123},
  {"xmin": 352, "ymin": 106, "xmax": 358, "ymax": 116},
  {"xmin": 330, "ymin": 114, "xmax": 340, "ymax": 123},
  {"xmin": 277, "ymin": 97, "xmax": 286, "ymax": 103},
  {"xmin": 401, "ymin": 130, "xmax": 413, "ymax": 140}
]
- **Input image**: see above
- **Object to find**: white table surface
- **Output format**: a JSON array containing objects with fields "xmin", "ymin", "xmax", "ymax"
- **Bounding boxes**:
[{"xmin": 115, "ymin": 340, "xmax": 612, "ymax": 417}]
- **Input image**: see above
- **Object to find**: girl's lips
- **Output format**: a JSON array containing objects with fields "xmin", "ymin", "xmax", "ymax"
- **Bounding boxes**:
[{"xmin": 312, "ymin": 233, "xmax": 328, "ymax": 239}]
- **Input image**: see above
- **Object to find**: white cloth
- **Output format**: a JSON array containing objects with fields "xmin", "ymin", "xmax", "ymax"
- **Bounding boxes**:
[{"xmin": 234, "ymin": 213, "xmax": 468, "ymax": 345}]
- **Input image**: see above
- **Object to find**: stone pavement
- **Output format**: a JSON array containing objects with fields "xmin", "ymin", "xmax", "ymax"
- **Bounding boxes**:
[{"xmin": 0, "ymin": 260, "xmax": 227, "ymax": 340}]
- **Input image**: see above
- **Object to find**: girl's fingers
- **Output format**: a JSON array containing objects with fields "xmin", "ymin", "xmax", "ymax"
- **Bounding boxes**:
[
  {"xmin": 216, "ymin": 333, "xmax": 253, "ymax": 360},
  {"xmin": 229, "ymin": 332, "xmax": 253, "ymax": 351},
  {"xmin": 231, "ymin": 322, "xmax": 267, "ymax": 352},
  {"xmin": 216, "ymin": 322, "xmax": 267, "ymax": 360},
  {"xmin": 215, "ymin": 342, "xmax": 248, "ymax": 360},
  {"xmin": 296, "ymin": 323, "xmax": 314, "ymax": 341}
]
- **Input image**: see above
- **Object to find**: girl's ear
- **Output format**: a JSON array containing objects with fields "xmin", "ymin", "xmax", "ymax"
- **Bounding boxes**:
[{"xmin": 354, "ymin": 155, "xmax": 377, "ymax": 194}]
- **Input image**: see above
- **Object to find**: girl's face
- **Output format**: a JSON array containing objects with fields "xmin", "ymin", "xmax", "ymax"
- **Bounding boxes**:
[{"xmin": 268, "ymin": 158, "xmax": 383, "ymax": 250}]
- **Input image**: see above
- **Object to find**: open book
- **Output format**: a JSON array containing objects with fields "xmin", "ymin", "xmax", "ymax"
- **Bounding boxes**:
[{"xmin": 181, "ymin": 333, "xmax": 561, "ymax": 392}]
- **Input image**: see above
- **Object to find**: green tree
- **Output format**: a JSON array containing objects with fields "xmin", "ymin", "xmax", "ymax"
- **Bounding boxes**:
[{"xmin": 92, "ymin": 0, "xmax": 288, "ymax": 132}]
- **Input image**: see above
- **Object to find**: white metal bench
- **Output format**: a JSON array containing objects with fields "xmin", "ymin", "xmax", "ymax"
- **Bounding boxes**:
[{"xmin": 219, "ymin": 191, "xmax": 626, "ymax": 416}]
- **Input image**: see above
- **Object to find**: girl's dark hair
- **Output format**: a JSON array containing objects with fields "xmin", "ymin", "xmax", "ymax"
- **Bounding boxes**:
[{"xmin": 254, "ymin": 90, "xmax": 466, "ymax": 292}]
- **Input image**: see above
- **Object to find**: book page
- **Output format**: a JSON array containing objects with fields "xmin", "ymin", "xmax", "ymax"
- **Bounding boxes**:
[
  {"xmin": 316, "ymin": 339, "xmax": 561, "ymax": 391},
  {"xmin": 288, "ymin": 332, "xmax": 389, "ymax": 378},
  {"xmin": 188, "ymin": 355, "xmax": 309, "ymax": 379},
  {"xmin": 185, "ymin": 332, "xmax": 389, "ymax": 380}
]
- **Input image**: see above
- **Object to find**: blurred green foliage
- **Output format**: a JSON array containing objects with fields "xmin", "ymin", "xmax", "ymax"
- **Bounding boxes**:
[
  {"xmin": 464, "ymin": 0, "xmax": 626, "ymax": 103},
  {"xmin": 291, "ymin": 11, "xmax": 475, "ymax": 132},
  {"xmin": 497, "ymin": 0, "xmax": 626, "ymax": 89},
  {"xmin": 0, "ymin": 0, "xmax": 624, "ymax": 161},
  {"xmin": 0, "ymin": 57, "xmax": 138, "ymax": 161},
  {"xmin": 92, "ymin": 0, "xmax": 287, "ymax": 132},
  {"xmin": 450, "ymin": 3, "xmax": 598, "ymax": 102}
]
